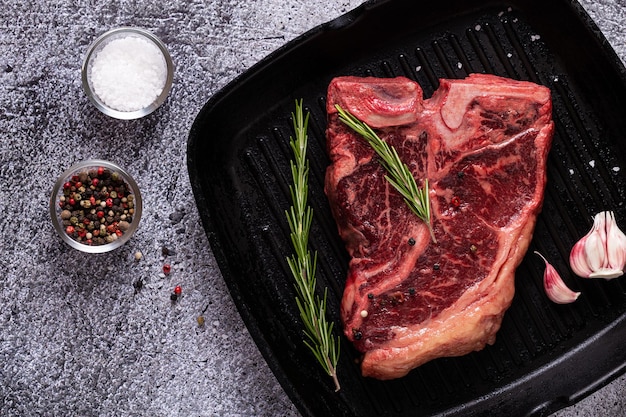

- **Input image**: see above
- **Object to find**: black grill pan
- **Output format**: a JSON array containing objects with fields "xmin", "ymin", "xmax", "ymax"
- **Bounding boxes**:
[{"xmin": 187, "ymin": 0, "xmax": 626, "ymax": 415}]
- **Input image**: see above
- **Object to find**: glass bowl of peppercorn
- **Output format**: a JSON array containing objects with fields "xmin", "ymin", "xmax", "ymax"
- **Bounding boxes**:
[{"xmin": 49, "ymin": 160, "xmax": 142, "ymax": 253}]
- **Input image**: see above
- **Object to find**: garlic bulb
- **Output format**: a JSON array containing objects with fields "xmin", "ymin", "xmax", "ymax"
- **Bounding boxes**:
[
  {"xmin": 535, "ymin": 251, "xmax": 580, "ymax": 304},
  {"xmin": 570, "ymin": 211, "xmax": 626, "ymax": 280}
]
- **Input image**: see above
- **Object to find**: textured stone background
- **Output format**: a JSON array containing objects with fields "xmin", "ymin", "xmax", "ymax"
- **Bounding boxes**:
[{"xmin": 0, "ymin": 0, "xmax": 625, "ymax": 416}]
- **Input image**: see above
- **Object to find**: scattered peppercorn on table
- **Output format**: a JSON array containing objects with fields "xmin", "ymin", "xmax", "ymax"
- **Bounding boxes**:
[{"xmin": 0, "ymin": 1, "xmax": 625, "ymax": 416}]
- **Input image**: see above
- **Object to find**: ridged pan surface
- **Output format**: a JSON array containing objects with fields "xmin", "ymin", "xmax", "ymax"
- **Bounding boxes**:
[{"xmin": 187, "ymin": 0, "xmax": 626, "ymax": 415}]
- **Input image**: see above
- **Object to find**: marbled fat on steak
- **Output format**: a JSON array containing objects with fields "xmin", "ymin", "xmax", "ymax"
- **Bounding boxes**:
[{"xmin": 324, "ymin": 74, "xmax": 553, "ymax": 379}]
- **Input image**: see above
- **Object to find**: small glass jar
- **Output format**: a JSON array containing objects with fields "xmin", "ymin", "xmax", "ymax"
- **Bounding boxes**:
[
  {"xmin": 81, "ymin": 27, "xmax": 174, "ymax": 119},
  {"xmin": 50, "ymin": 160, "xmax": 143, "ymax": 253}
]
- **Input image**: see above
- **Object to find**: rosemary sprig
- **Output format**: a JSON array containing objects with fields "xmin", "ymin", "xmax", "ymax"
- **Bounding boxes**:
[
  {"xmin": 286, "ymin": 99, "xmax": 341, "ymax": 392},
  {"xmin": 335, "ymin": 104, "xmax": 436, "ymax": 243}
]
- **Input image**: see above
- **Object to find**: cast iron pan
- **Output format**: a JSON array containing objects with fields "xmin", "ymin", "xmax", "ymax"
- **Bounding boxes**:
[{"xmin": 187, "ymin": 0, "xmax": 626, "ymax": 415}]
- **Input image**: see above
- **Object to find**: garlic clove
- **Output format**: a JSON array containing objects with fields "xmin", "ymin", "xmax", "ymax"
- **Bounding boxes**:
[
  {"xmin": 583, "ymin": 221, "xmax": 606, "ymax": 272},
  {"xmin": 606, "ymin": 211, "xmax": 626, "ymax": 271},
  {"xmin": 535, "ymin": 251, "xmax": 580, "ymax": 304},
  {"xmin": 570, "ymin": 237, "xmax": 593, "ymax": 278},
  {"xmin": 570, "ymin": 211, "xmax": 625, "ymax": 280}
]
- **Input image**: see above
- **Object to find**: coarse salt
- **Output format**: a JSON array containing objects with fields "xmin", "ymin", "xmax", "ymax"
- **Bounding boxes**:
[{"xmin": 90, "ymin": 35, "xmax": 167, "ymax": 112}]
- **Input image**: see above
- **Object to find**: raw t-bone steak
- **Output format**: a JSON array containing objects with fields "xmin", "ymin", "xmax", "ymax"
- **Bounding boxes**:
[{"xmin": 324, "ymin": 74, "xmax": 553, "ymax": 379}]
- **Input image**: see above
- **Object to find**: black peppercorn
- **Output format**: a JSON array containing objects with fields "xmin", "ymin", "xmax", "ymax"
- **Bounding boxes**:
[
  {"xmin": 408, "ymin": 237, "xmax": 416, "ymax": 246},
  {"xmin": 57, "ymin": 166, "xmax": 135, "ymax": 246}
]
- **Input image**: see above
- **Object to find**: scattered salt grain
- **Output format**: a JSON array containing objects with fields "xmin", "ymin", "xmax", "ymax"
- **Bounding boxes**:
[
  {"xmin": 589, "ymin": 160, "xmax": 596, "ymax": 168},
  {"xmin": 507, "ymin": 52, "xmax": 513, "ymax": 58},
  {"xmin": 457, "ymin": 62, "xmax": 463, "ymax": 69},
  {"xmin": 416, "ymin": 65, "xmax": 422, "ymax": 72},
  {"xmin": 613, "ymin": 166, "xmax": 621, "ymax": 172},
  {"xmin": 475, "ymin": 24, "xmax": 481, "ymax": 31},
  {"xmin": 531, "ymin": 34, "xmax": 541, "ymax": 42},
  {"xmin": 90, "ymin": 36, "xmax": 167, "ymax": 112},
  {"xmin": 569, "ymin": 169, "xmax": 575, "ymax": 175}
]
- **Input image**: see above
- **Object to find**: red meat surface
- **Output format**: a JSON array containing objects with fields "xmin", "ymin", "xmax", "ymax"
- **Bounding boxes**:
[{"xmin": 325, "ymin": 74, "xmax": 554, "ymax": 379}]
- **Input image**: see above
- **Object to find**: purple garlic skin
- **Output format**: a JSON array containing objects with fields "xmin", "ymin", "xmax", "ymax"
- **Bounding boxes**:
[
  {"xmin": 570, "ymin": 211, "xmax": 626, "ymax": 280},
  {"xmin": 535, "ymin": 251, "xmax": 580, "ymax": 304}
]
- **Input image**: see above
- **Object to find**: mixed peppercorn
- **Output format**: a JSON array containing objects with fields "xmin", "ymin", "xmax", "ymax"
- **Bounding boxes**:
[{"xmin": 58, "ymin": 166, "xmax": 135, "ymax": 245}]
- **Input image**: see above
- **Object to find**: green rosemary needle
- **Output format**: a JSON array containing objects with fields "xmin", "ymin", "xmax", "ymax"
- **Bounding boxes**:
[
  {"xmin": 286, "ymin": 99, "xmax": 341, "ymax": 392},
  {"xmin": 335, "ymin": 104, "xmax": 436, "ymax": 243}
]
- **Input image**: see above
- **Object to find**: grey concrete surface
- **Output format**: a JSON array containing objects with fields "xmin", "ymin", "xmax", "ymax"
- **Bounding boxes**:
[{"xmin": 0, "ymin": 0, "xmax": 624, "ymax": 416}]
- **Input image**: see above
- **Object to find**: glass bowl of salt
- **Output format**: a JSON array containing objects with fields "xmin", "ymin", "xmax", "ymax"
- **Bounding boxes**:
[{"xmin": 82, "ymin": 27, "xmax": 174, "ymax": 120}]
